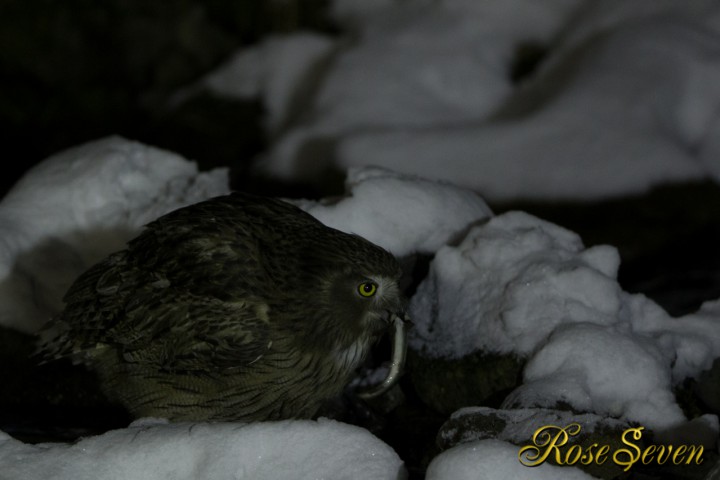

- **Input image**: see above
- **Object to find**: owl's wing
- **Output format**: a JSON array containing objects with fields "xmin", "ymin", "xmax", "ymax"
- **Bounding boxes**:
[
  {"xmin": 41, "ymin": 194, "xmax": 290, "ymax": 370},
  {"xmin": 115, "ymin": 292, "xmax": 272, "ymax": 373},
  {"xmin": 42, "ymin": 254, "xmax": 272, "ymax": 373}
]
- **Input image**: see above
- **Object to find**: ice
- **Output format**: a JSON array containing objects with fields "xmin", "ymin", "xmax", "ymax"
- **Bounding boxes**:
[
  {"xmin": 0, "ymin": 419, "xmax": 405, "ymax": 480},
  {"xmin": 0, "ymin": 136, "xmax": 229, "ymax": 332},
  {"xmin": 425, "ymin": 439, "xmax": 598, "ymax": 480}
]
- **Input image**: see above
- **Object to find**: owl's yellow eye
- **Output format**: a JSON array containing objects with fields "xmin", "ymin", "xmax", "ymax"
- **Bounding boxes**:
[{"xmin": 358, "ymin": 281, "xmax": 377, "ymax": 297}]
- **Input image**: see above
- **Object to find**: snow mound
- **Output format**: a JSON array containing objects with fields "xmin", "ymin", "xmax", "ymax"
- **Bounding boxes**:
[
  {"xmin": 409, "ymin": 210, "xmax": 720, "ymax": 429},
  {"xmin": 628, "ymin": 296, "xmax": 720, "ymax": 381},
  {"xmin": 557, "ymin": 0, "xmax": 720, "ymax": 49},
  {"xmin": 425, "ymin": 439, "xmax": 598, "ymax": 480},
  {"xmin": 296, "ymin": 167, "xmax": 492, "ymax": 256},
  {"xmin": 0, "ymin": 136, "xmax": 229, "ymax": 333},
  {"xmin": 409, "ymin": 211, "xmax": 623, "ymax": 357},
  {"xmin": 259, "ymin": 0, "xmax": 583, "ymax": 185},
  {"xmin": 505, "ymin": 323, "xmax": 685, "ymax": 428},
  {"xmin": 246, "ymin": 1, "xmax": 720, "ymax": 200},
  {"xmin": 0, "ymin": 419, "xmax": 405, "ymax": 480},
  {"xmin": 197, "ymin": 32, "xmax": 336, "ymax": 133},
  {"xmin": 334, "ymin": 18, "xmax": 720, "ymax": 200},
  {"xmin": 0, "ymin": 132, "xmax": 718, "ymax": 471}
]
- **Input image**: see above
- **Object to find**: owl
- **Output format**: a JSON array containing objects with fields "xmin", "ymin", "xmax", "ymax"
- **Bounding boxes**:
[{"xmin": 39, "ymin": 192, "xmax": 407, "ymax": 421}]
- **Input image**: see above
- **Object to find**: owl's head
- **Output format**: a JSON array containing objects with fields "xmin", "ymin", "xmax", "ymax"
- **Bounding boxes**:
[
  {"xmin": 324, "ymin": 268, "xmax": 404, "ymax": 335},
  {"xmin": 283, "ymin": 222, "xmax": 408, "ymax": 398},
  {"xmin": 296, "ymin": 229, "xmax": 405, "ymax": 337}
]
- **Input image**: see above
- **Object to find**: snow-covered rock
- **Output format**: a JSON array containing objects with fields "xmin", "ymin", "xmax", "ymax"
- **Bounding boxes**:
[
  {"xmin": 409, "ymin": 210, "xmax": 720, "ymax": 429},
  {"xmin": 244, "ymin": 1, "xmax": 720, "ymax": 201},
  {"xmin": 437, "ymin": 406, "xmax": 630, "ymax": 448},
  {"xmin": 557, "ymin": 0, "xmax": 720, "ymax": 49},
  {"xmin": 196, "ymin": 32, "xmax": 336, "ymax": 133},
  {"xmin": 0, "ymin": 134, "xmax": 718, "ymax": 477},
  {"xmin": 505, "ymin": 323, "xmax": 685, "ymax": 428},
  {"xmin": 0, "ymin": 419, "xmax": 405, "ymax": 480},
  {"xmin": 333, "ymin": 18, "xmax": 720, "ymax": 200},
  {"xmin": 0, "ymin": 136, "xmax": 229, "ymax": 332},
  {"xmin": 258, "ymin": 0, "xmax": 583, "ymax": 185},
  {"xmin": 426, "ymin": 439, "xmax": 598, "ymax": 480},
  {"xmin": 410, "ymin": 211, "xmax": 623, "ymax": 358},
  {"xmin": 295, "ymin": 167, "xmax": 492, "ymax": 257}
]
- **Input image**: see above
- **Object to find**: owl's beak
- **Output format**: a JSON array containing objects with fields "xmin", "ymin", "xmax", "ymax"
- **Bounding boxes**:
[
  {"xmin": 357, "ymin": 310, "xmax": 408, "ymax": 400},
  {"xmin": 381, "ymin": 307, "xmax": 407, "ymax": 325}
]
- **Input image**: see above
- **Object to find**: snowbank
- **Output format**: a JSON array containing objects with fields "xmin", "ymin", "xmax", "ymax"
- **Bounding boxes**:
[
  {"xmin": 0, "ymin": 419, "xmax": 405, "ymax": 480},
  {"xmin": 294, "ymin": 167, "xmax": 492, "ymax": 257},
  {"xmin": 409, "ymin": 211, "xmax": 622, "ymax": 357},
  {"xmin": 409, "ymin": 209, "xmax": 720, "ymax": 429},
  {"xmin": 0, "ymin": 137, "xmax": 229, "ymax": 332},
  {"xmin": 194, "ymin": 32, "xmax": 336, "ymax": 133},
  {"xmin": 426, "ymin": 439, "xmax": 598, "ymax": 480},
  {"xmin": 209, "ymin": 0, "xmax": 720, "ymax": 200},
  {"xmin": 332, "ymin": 18, "xmax": 720, "ymax": 200},
  {"xmin": 259, "ymin": 0, "xmax": 583, "ymax": 187}
]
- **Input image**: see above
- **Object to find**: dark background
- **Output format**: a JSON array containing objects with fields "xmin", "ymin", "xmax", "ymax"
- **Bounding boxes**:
[{"xmin": 0, "ymin": 0, "xmax": 335, "ymax": 198}]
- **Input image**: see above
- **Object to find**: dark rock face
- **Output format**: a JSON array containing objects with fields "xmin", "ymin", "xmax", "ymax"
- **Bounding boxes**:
[
  {"xmin": 437, "ymin": 407, "xmax": 634, "ymax": 480},
  {"xmin": 409, "ymin": 349, "xmax": 524, "ymax": 416}
]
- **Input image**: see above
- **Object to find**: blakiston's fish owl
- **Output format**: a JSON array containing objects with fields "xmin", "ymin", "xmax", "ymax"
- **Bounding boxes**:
[{"xmin": 39, "ymin": 192, "xmax": 407, "ymax": 421}]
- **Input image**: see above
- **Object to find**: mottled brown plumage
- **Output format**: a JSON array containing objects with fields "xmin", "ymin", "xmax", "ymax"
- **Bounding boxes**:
[{"xmin": 39, "ymin": 192, "xmax": 406, "ymax": 421}]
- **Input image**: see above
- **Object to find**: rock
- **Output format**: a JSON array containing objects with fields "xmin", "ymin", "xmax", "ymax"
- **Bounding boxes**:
[{"xmin": 409, "ymin": 349, "xmax": 523, "ymax": 415}]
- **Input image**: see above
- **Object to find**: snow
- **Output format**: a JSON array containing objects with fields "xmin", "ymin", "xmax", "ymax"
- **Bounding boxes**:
[
  {"xmin": 232, "ymin": 0, "xmax": 720, "ymax": 200},
  {"xmin": 333, "ymin": 18, "xmax": 720, "ymax": 200},
  {"xmin": 425, "ymin": 439, "xmax": 598, "ymax": 480},
  {"xmin": 330, "ymin": 0, "xmax": 400, "ymax": 27},
  {"xmin": 628, "ymin": 296, "xmax": 720, "ymax": 382},
  {"xmin": 2, "ymin": 136, "xmax": 719, "ymax": 474},
  {"xmin": 409, "ymin": 211, "xmax": 623, "ymax": 357},
  {"xmin": 557, "ymin": 0, "xmax": 720, "ymax": 49},
  {"xmin": 505, "ymin": 324, "xmax": 685, "ymax": 428},
  {"xmin": 194, "ymin": 32, "xmax": 336, "ymax": 133},
  {"xmin": 0, "ymin": 136, "xmax": 229, "ymax": 332},
  {"xmin": 408, "ymin": 209, "xmax": 720, "ymax": 429},
  {"xmin": 294, "ymin": 167, "xmax": 492, "ymax": 257},
  {"xmin": 0, "ymin": 419, "xmax": 405, "ymax": 480},
  {"xmin": 260, "ymin": 0, "xmax": 583, "ymax": 185},
  {"xmin": 3, "ymin": 0, "xmax": 720, "ymax": 476}
]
